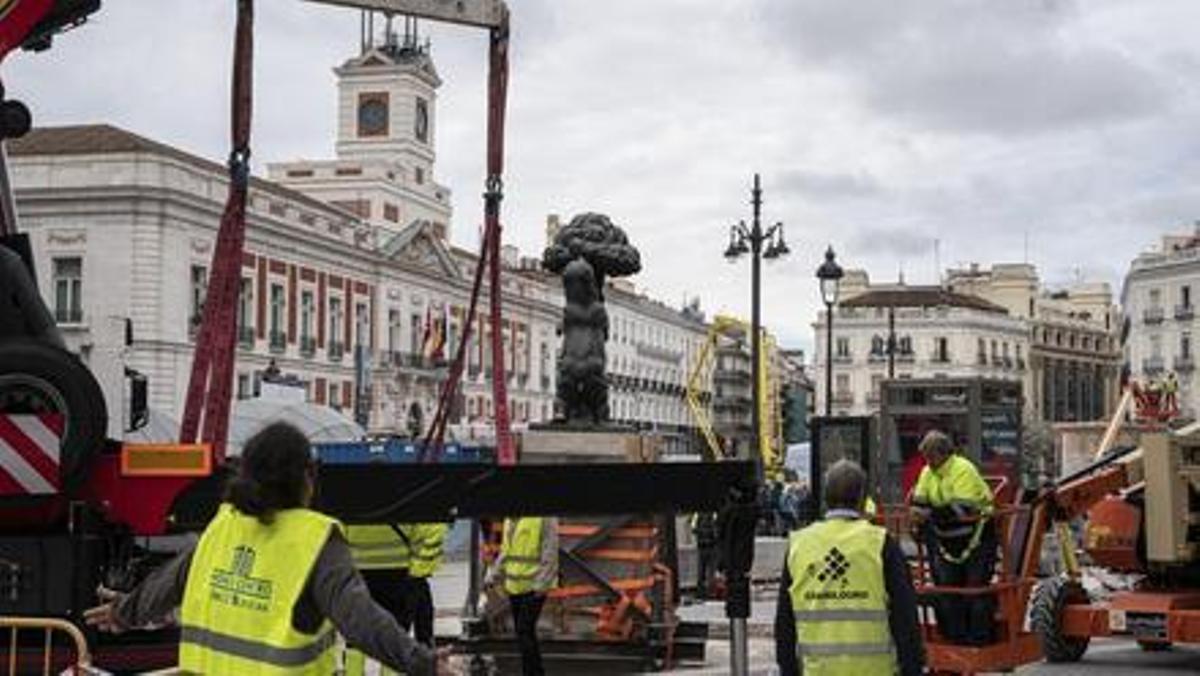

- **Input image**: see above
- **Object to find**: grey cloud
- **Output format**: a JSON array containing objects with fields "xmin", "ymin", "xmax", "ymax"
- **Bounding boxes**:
[
  {"xmin": 778, "ymin": 169, "xmax": 884, "ymax": 199},
  {"xmin": 850, "ymin": 225, "xmax": 935, "ymax": 259},
  {"xmin": 758, "ymin": 0, "xmax": 1168, "ymax": 136}
]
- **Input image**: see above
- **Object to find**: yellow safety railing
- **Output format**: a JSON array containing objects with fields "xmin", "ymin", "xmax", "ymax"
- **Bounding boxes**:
[{"xmin": 0, "ymin": 616, "xmax": 92, "ymax": 676}]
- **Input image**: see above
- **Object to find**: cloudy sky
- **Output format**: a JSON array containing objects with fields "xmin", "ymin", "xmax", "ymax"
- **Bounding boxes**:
[{"xmin": 7, "ymin": 0, "xmax": 1200, "ymax": 353}]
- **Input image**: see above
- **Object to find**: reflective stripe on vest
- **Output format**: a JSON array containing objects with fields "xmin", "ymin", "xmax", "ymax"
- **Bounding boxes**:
[
  {"xmin": 501, "ymin": 517, "xmax": 544, "ymax": 595},
  {"xmin": 410, "ymin": 523, "xmax": 449, "ymax": 578},
  {"xmin": 180, "ymin": 625, "xmax": 336, "ymax": 667},
  {"xmin": 346, "ymin": 524, "xmax": 412, "ymax": 570},
  {"xmin": 787, "ymin": 518, "xmax": 895, "ymax": 676},
  {"xmin": 180, "ymin": 504, "xmax": 340, "ymax": 675}
]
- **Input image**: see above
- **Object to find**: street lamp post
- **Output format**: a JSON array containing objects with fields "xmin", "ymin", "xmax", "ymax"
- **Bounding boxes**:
[
  {"xmin": 722, "ymin": 173, "xmax": 789, "ymax": 676},
  {"xmin": 816, "ymin": 246, "xmax": 844, "ymax": 416}
]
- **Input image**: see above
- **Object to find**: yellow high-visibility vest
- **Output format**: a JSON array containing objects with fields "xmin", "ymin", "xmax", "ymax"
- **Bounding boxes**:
[
  {"xmin": 179, "ymin": 503, "xmax": 340, "ymax": 675},
  {"xmin": 346, "ymin": 524, "xmax": 413, "ymax": 571},
  {"xmin": 410, "ymin": 522, "xmax": 450, "ymax": 578},
  {"xmin": 501, "ymin": 517, "xmax": 545, "ymax": 595},
  {"xmin": 912, "ymin": 454, "xmax": 994, "ymax": 562},
  {"xmin": 787, "ymin": 517, "xmax": 894, "ymax": 676}
]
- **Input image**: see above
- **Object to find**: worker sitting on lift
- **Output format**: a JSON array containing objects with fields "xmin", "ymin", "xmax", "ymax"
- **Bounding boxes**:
[
  {"xmin": 83, "ymin": 422, "xmax": 446, "ymax": 674},
  {"xmin": 910, "ymin": 429, "xmax": 997, "ymax": 646},
  {"xmin": 775, "ymin": 460, "xmax": 924, "ymax": 675},
  {"xmin": 491, "ymin": 516, "xmax": 559, "ymax": 676},
  {"xmin": 408, "ymin": 521, "xmax": 452, "ymax": 647}
]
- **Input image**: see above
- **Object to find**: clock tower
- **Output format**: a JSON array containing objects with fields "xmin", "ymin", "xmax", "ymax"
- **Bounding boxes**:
[{"xmin": 334, "ymin": 20, "xmax": 440, "ymax": 175}]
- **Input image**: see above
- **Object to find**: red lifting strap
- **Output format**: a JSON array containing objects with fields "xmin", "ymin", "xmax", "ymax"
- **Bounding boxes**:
[
  {"xmin": 422, "ymin": 15, "xmax": 515, "ymax": 466},
  {"xmin": 179, "ymin": 0, "xmax": 254, "ymax": 461}
]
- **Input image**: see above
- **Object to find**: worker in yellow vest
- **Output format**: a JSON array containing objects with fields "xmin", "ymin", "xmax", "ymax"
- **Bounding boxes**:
[
  {"xmin": 775, "ymin": 459, "xmax": 924, "ymax": 676},
  {"xmin": 408, "ymin": 521, "xmax": 451, "ymax": 647},
  {"xmin": 345, "ymin": 521, "xmax": 414, "ymax": 630},
  {"xmin": 910, "ymin": 429, "xmax": 996, "ymax": 646},
  {"xmin": 83, "ymin": 422, "xmax": 443, "ymax": 674},
  {"xmin": 492, "ymin": 516, "xmax": 558, "ymax": 676}
]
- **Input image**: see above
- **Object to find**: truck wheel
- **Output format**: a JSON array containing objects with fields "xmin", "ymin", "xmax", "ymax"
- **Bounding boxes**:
[
  {"xmin": 0, "ymin": 340, "xmax": 107, "ymax": 495},
  {"xmin": 1031, "ymin": 576, "xmax": 1091, "ymax": 663}
]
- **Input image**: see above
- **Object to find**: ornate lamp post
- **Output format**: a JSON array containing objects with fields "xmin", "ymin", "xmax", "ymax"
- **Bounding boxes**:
[
  {"xmin": 816, "ymin": 246, "xmax": 844, "ymax": 416},
  {"xmin": 721, "ymin": 173, "xmax": 789, "ymax": 676}
]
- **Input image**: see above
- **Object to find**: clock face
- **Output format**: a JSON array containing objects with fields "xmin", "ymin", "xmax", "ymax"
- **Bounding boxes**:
[
  {"xmin": 415, "ymin": 98, "xmax": 429, "ymax": 143},
  {"xmin": 358, "ymin": 95, "xmax": 389, "ymax": 138}
]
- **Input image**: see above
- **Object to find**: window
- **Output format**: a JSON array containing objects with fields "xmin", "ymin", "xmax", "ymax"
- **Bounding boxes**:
[
  {"xmin": 1150, "ymin": 288, "xmax": 1162, "ymax": 307},
  {"xmin": 52, "ymin": 257, "xmax": 83, "ymax": 323},
  {"xmin": 835, "ymin": 337, "xmax": 850, "ymax": 358},
  {"xmin": 935, "ymin": 337, "xmax": 949, "ymax": 362},
  {"xmin": 411, "ymin": 313, "xmax": 423, "ymax": 354},
  {"xmin": 1151, "ymin": 334, "xmax": 1162, "ymax": 358},
  {"xmin": 300, "ymin": 291, "xmax": 314, "ymax": 341},
  {"xmin": 1183, "ymin": 332, "xmax": 1192, "ymax": 359},
  {"xmin": 870, "ymin": 335, "xmax": 885, "ymax": 355},
  {"xmin": 414, "ymin": 166, "xmax": 425, "ymax": 185},
  {"xmin": 237, "ymin": 373, "xmax": 250, "ymax": 400},
  {"xmin": 269, "ymin": 284, "xmax": 285, "ymax": 339},
  {"xmin": 238, "ymin": 278, "xmax": 253, "ymax": 335},
  {"xmin": 330, "ymin": 383, "xmax": 341, "ymax": 410},
  {"xmin": 190, "ymin": 265, "xmax": 207, "ymax": 327},
  {"xmin": 355, "ymin": 302, "xmax": 369, "ymax": 347},
  {"xmin": 329, "ymin": 297, "xmax": 343, "ymax": 346},
  {"xmin": 835, "ymin": 374, "xmax": 850, "ymax": 393},
  {"xmin": 1185, "ymin": 285, "xmax": 1193, "ymax": 309},
  {"xmin": 870, "ymin": 374, "xmax": 882, "ymax": 398},
  {"xmin": 415, "ymin": 97, "xmax": 429, "ymax": 143},
  {"xmin": 898, "ymin": 336, "xmax": 912, "ymax": 354},
  {"xmin": 977, "ymin": 338, "xmax": 986, "ymax": 362},
  {"xmin": 388, "ymin": 309, "xmax": 401, "ymax": 353},
  {"xmin": 383, "ymin": 203, "xmax": 399, "ymax": 223}
]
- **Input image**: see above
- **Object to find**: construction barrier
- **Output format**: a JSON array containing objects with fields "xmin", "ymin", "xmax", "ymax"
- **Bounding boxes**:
[{"xmin": 0, "ymin": 616, "xmax": 99, "ymax": 675}]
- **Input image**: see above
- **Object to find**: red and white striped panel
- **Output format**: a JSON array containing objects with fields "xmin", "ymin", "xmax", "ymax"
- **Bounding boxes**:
[{"xmin": 0, "ymin": 414, "xmax": 63, "ymax": 496}]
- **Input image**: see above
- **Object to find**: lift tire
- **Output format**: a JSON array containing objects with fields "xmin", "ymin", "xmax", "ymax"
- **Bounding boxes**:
[
  {"xmin": 1031, "ymin": 576, "xmax": 1091, "ymax": 663},
  {"xmin": 0, "ymin": 339, "xmax": 107, "ymax": 496}
]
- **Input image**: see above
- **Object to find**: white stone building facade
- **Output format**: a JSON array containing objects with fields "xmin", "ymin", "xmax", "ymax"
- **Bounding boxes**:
[
  {"xmin": 812, "ymin": 272, "xmax": 1028, "ymax": 417},
  {"xmin": 1123, "ymin": 224, "xmax": 1200, "ymax": 420}
]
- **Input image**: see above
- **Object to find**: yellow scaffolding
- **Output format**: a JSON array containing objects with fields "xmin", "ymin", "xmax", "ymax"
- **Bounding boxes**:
[{"xmin": 685, "ymin": 314, "xmax": 782, "ymax": 480}]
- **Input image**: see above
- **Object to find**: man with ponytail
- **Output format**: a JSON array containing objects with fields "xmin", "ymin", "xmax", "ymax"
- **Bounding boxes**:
[{"xmin": 85, "ymin": 422, "xmax": 450, "ymax": 675}]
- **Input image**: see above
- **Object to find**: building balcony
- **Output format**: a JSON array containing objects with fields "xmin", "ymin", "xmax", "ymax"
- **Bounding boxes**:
[
  {"xmin": 269, "ymin": 331, "xmax": 287, "ymax": 353},
  {"xmin": 930, "ymin": 352, "xmax": 952, "ymax": 364},
  {"xmin": 1144, "ymin": 306, "xmax": 1165, "ymax": 324},
  {"xmin": 831, "ymin": 391, "xmax": 854, "ymax": 406},
  {"xmin": 299, "ymin": 336, "xmax": 316, "ymax": 358},
  {"xmin": 1016, "ymin": 357, "xmax": 1026, "ymax": 371},
  {"xmin": 1175, "ymin": 356, "xmax": 1195, "ymax": 372},
  {"xmin": 1003, "ymin": 356, "xmax": 1014, "ymax": 370},
  {"xmin": 380, "ymin": 351, "xmax": 448, "ymax": 374},
  {"xmin": 867, "ymin": 352, "xmax": 887, "ymax": 363},
  {"xmin": 832, "ymin": 354, "xmax": 853, "ymax": 364},
  {"xmin": 977, "ymin": 353, "xmax": 987, "ymax": 366},
  {"xmin": 328, "ymin": 341, "xmax": 344, "ymax": 362},
  {"xmin": 1143, "ymin": 356, "xmax": 1165, "ymax": 374},
  {"xmin": 896, "ymin": 351, "xmax": 915, "ymax": 364},
  {"xmin": 866, "ymin": 392, "xmax": 880, "ymax": 406},
  {"xmin": 1176, "ymin": 304, "xmax": 1195, "ymax": 321},
  {"xmin": 238, "ymin": 326, "xmax": 255, "ymax": 349},
  {"xmin": 541, "ymin": 375, "xmax": 551, "ymax": 391}
]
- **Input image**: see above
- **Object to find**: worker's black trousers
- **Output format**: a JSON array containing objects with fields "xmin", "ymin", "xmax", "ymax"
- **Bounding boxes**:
[
  {"xmin": 696, "ymin": 544, "xmax": 719, "ymax": 600},
  {"xmin": 362, "ymin": 568, "xmax": 414, "ymax": 630},
  {"xmin": 509, "ymin": 591, "xmax": 546, "ymax": 676},
  {"xmin": 406, "ymin": 576, "xmax": 435, "ymax": 647},
  {"xmin": 927, "ymin": 523, "xmax": 998, "ymax": 645}
]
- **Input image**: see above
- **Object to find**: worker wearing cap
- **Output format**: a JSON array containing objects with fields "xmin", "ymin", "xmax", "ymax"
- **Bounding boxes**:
[
  {"xmin": 492, "ymin": 516, "xmax": 558, "ymax": 676},
  {"xmin": 910, "ymin": 429, "xmax": 996, "ymax": 646},
  {"xmin": 775, "ymin": 459, "xmax": 924, "ymax": 675},
  {"xmin": 408, "ymin": 521, "xmax": 451, "ymax": 647}
]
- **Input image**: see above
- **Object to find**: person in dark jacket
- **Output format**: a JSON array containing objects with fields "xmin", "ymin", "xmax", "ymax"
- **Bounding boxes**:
[
  {"xmin": 775, "ymin": 460, "xmax": 924, "ymax": 676},
  {"xmin": 84, "ymin": 422, "xmax": 449, "ymax": 674}
]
